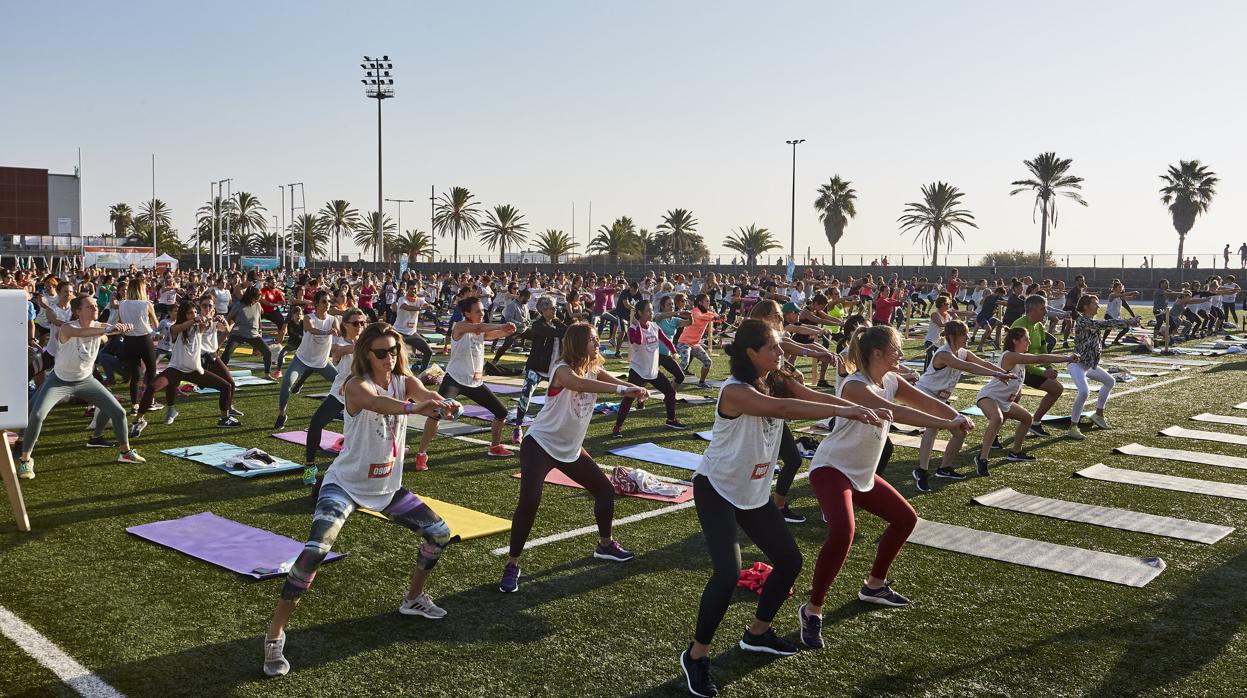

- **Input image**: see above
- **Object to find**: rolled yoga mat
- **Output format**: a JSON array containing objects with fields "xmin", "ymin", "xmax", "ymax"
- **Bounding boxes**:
[
  {"xmin": 973, "ymin": 487, "xmax": 1232, "ymax": 544},
  {"xmin": 1191, "ymin": 413, "xmax": 1247, "ymax": 427},
  {"xmin": 1077, "ymin": 462, "xmax": 1247, "ymax": 501},
  {"xmin": 907, "ymin": 518, "xmax": 1165, "ymax": 587},
  {"xmin": 1159, "ymin": 425, "xmax": 1247, "ymax": 447},
  {"xmin": 1113, "ymin": 443, "xmax": 1247, "ymax": 470}
]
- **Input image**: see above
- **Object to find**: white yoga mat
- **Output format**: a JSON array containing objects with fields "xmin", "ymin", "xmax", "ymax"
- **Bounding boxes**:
[
  {"xmin": 674, "ymin": 393, "xmax": 714, "ymax": 405},
  {"xmin": 1192, "ymin": 413, "xmax": 1247, "ymax": 427},
  {"xmin": 959, "ymin": 405, "xmax": 1070, "ymax": 422},
  {"xmin": 891, "ymin": 433, "xmax": 947, "ymax": 452},
  {"xmin": 1113, "ymin": 443, "xmax": 1247, "ymax": 470},
  {"xmin": 1236, "ymin": 402, "xmax": 1247, "ymax": 411},
  {"xmin": 907, "ymin": 518, "xmax": 1165, "ymax": 587},
  {"xmin": 608, "ymin": 442, "xmax": 703, "ymax": 472},
  {"xmin": 1160, "ymin": 425, "xmax": 1247, "ymax": 447},
  {"xmin": 1116, "ymin": 356, "xmax": 1215, "ymax": 367},
  {"xmin": 1077, "ymin": 462, "xmax": 1247, "ymax": 501},
  {"xmin": 973, "ymin": 487, "xmax": 1232, "ymax": 544}
]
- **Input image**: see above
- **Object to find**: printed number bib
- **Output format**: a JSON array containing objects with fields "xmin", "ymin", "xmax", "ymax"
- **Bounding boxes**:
[
  {"xmin": 750, "ymin": 462, "xmax": 771, "ymax": 480},
  {"xmin": 368, "ymin": 459, "xmax": 395, "ymax": 479}
]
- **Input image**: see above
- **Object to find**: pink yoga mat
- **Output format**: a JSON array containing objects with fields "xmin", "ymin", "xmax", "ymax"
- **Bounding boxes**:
[
  {"xmin": 511, "ymin": 469, "xmax": 693, "ymax": 503},
  {"xmin": 272, "ymin": 430, "xmax": 343, "ymax": 454}
]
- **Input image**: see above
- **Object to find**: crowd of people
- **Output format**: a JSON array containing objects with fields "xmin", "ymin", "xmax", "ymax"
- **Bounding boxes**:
[{"xmin": 4, "ymin": 259, "xmax": 1239, "ymax": 695}]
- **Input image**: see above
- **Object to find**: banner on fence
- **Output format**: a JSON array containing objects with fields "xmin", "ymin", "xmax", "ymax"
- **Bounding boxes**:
[
  {"xmin": 83, "ymin": 246, "xmax": 155, "ymax": 269},
  {"xmin": 240, "ymin": 256, "xmax": 280, "ymax": 270}
]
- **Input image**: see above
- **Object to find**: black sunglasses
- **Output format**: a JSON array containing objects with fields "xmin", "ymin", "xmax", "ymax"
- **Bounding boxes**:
[
  {"xmin": 370, "ymin": 345, "xmax": 400, "ymax": 359},
  {"xmin": 348, "ymin": 320, "xmax": 367, "ymax": 327}
]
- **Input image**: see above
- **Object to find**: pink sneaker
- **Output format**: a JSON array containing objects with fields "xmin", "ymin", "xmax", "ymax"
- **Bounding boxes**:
[
  {"xmin": 487, "ymin": 445, "xmax": 513, "ymax": 458},
  {"xmin": 511, "ymin": 429, "xmax": 523, "ymax": 446},
  {"xmin": 414, "ymin": 452, "xmax": 429, "ymax": 471}
]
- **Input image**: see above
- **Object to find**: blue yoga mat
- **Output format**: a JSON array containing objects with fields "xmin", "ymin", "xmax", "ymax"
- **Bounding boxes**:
[
  {"xmin": 608, "ymin": 442, "xmax": 703, "ymax": 472},
  {"xmin": 161, "ymin": 442, "xmax": 302, "ymax": 478}
]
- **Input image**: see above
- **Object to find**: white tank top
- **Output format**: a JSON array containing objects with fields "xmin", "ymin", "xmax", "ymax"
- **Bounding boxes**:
[
  {"xmin": 1105, "ymin": 296, "xmax": 1123, "ymax": 318},
  {"xmin": 44, "ymin": 304, "xmax": 73, "ymax": 357},
  {"xmin": 170, "ymin": 326, "xmax": 203, "ymax": 373},
  {"xmin": 446, "ymin": 330, "xmax": 485, "ymax": 387},
  {"xmin": 975, "ymin": 356, "xmax": 1024, "ymax": 406},
  {"xmin": 924, "ymin": 310, "xmax": 948, "ymax": 345},
  {"xmin": 809, "ymin": 372, "xmax": 897, "ymax": 492},
  {"xmin": 296, "ymin": 313, "xmax": 336, "ymax": 368},
  {"xmin": 119, "ymin": 300, "xmax": 154, "ymax": 336},
  {"xmin": 915, "ymin": 345, "xmax": 967, "ymax": 397},
  {"xmin": 327, "ymin": 337, "xmax": 355, "ymax": 402},
  {"xmin": 628, "ymin": 322, "xmax": 662, "ymax": 380},
  {"xmin": 53, "ymin": 321, "xmax": 104, "ymax": 382},
  {"xmin": 200, "ymin": 320, "xmax": 219, "ymax": 354},
  {"xmin": 526, "ymin": 362, "xmax": 598, "ymax": 462},
  {"xmin": 321, "ymin": 374, "xmax": 407, "ymax": 510},
  {"xmin": 213, "ymin": 288, "xmax": 231, "ymax": 314},
  {"xmin": 394, "ymin": 297, "xmax": 422, "ymax": 335},
  {"xmin": 159, "ymin": 286, "xmax": 179, "ymax": 305},
  {"xmin": 694, "ymin": 377, "xmax": 785, "ymax": 509}
]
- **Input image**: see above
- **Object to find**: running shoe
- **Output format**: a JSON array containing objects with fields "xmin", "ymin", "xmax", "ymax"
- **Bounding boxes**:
[
  {"xmin": 1066, "ymin": 425, "xmax": 1085, "ymax": 441},
  {"xmin": 609, "ymin": 431, "xmax": 625, "ymax": 439},
  {"xmin": 118, "ymin": 449, "xmax": 146, "ymax": 464},
  {"xmin": 797, "ymin": 603, "xmax": 824, "ymax": 649},
  {"xmin": 991, "ymin": 437, "xmax": 1004, "ymax": 450},
  {"xmin": 398, "ymin": 592, "xmax": 447, "ymax": 619},
  {"xmin": 16, "ymin": 457, "xmax": 33, "ymax": 480},
  {"xmin": 487, "ymin": 445, "xmax": 513, "ymax": 458},
  {"xmin": 499, "ymin": 562, "xmax": 521, "ymax": 593},
  {"xmin": 696, "ymin": 382, "xmax": 712, "ymax": 390},
  {"xmin": 912, "ymin": 469, "xmax": 932, "ymax": 493},
  {"xmin": 129, "ymin": 419, "xmax": 148, "ymax": 440},
  {"xmin": 262, "ymin": 634, "xmax": 290, "ymax": 677},
  {"xmin": 934, "ymin": 467, "xmax": 966, "ymax": 480},
  {"xmin": 149, "ymin": 401, "xmax": 164, "ymax": 411},
  {"xmin": 1029, "ymin": 423, "xmax": 1051, "ymax": 437},
  {"xmin": 86, "ymin": 436, "xmax": 115, "ymax": 448},
  {"xmin": 780, "ymin": 505, "xmax": 806, "ymax": 524},
  {"xmin": 1089, "ymin": 413, "xmax": 1110, "ymax": 430},
  {"xmin": 301, "ymin": 465, "xmax": 318, "ymax": 486},
  {"xmin": 414, "ymin": 452, "xmax": 429, "ymax": 471},
  {"xmin": 975, "ymin": 455, "xmax": 991, "ymax": 477},
  {"xmin": 273, "ymin": 414, "xmax": 287, "ymax": 429},
  {"xmin": 593, "ymin": 540, "xmax": 635, "ymax": 562},
  {"xmin": 163, "ymin": 407, "xmax": 179, "ymax": 425},
  {"xmin": 816, "ymin": 380, "xmax": 833, "ymax": 389},
  {"xmin": 858, "ymin": 581, "xmax": 910, "ymax": 607},
  {"xmin": 229, "ymin": 406, "xmax": 245, "ymax": 417},
  {"xmin": 217, "ymin": 416, "xmax": 242, "ymax": 428},
  {"xmin": 1007, "ymin": 451, "xmax": 1037, "ymax": 462},
  {"xmin": 680, "ymin": 646, "xmax": 719, "ymax": 698},
  {"xmin": 511, "ymin": 428, "xmax": 523, "ymax": 446},
  {"xmin": 665, "ymin": 419, "xmax": 688, "ymax": 430},
  {"xmin": 739, "ymin": 627, "xmax": 799, "ymax": 656}
]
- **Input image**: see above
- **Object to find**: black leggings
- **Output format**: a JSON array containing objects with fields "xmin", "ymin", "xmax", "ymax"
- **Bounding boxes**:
[
  {"xmin": 508, "ymin": 437, "xmax": 615, "ymax": 558},
  {"xmin": 120, "ymin": 334, "xmax": 158, "ymax": 406},
  {"xmin": 773, "ymin": 424, "xmax": 804, "ymax": 498},
  {"xmin": 306, "ymin": 395, "xmax": 345, "ymax": 465},
  {"xmin": 659, "ymin": 354, "xmax": 685, "ymax": 385},
  {"xmin": 438, "ymin": 375, "xmax": 508, "ymax": 420},
  {"xmin": 401, "ymin": 332, "xmax": 433, "ymax": 372},
  {"xmin": 221, "ymin": 335, "xmax": 273, "ymax": 373},
  {"xmin": 614, "ymin": 368, "xmax": 677, "ymax": 430},
  {"xmin": 692, "ymin": 475, "xmax": 802, "ymax": 645}
]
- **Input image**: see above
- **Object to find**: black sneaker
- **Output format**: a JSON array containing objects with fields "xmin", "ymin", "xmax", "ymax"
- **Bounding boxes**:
[
  {"xmin": 780, "ymin": 506, "xmax": 806, "ymax": 524},
  {"xmin": 858, "ymin": 582, "xmax": 910, "ymax": 607},
  {"xmin": 816, "ymin": 380, "xmax": 833, "ymax": 389},
  {"xmin": 217, "ymin": 416, "xmax": 242, "ymax": 428},
  {"xmin": 229, "ymin": 407, "xmax": 244, "ymax": 417},
  {"xmin": 665, "ymin": 419, "xmax": 688, "ymax": 430},
  {"xmin": 274, "ymin": 414, "xmax": 287, "ymax": 429},
  {"xmin": 934, "ymin": 467, "xmax": 966, "ymax": 480},
  {"xmin": 86, "ymin": 436, "xmax": 116, "ymax": 448},
  {"xmin": 975, "ymin": 455, "xmax": 991, "ymax": 477},
  {"xmin": 797, "ymin": 603, "xmax": 823, "ymax": 649},
  {"xmin": 1029, "ymin": 423, "xmax": 1050, "ymax": 437},
  {"xmin": 912, "ymin": 468, "xmax": 932, "ymax": 493},
  {"xmin": 739, "ymin": 627, "xmax": 798, "ymax": 656},
  {"xmin": 609, "ymin": 431, "xmax": 625, "ymax": 439},
  {"xmin": 680, "ymin": 647, "xmax": 718, "ymax": 697},
  {"xmin": 991, "ymin": 437, "xmax": 1004, "ymax": 450},
  {"xmin": 1007, "ymin": 451, "xmax": 1037, "ymax": 462}
]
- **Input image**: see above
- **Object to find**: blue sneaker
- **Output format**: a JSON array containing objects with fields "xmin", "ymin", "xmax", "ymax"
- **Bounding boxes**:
[
  {"xmin": 797, "ymin": 603, "xmax": 824, "ymax": 649},
  {"xmin": 858, "ymin": 581, "xmax": 910, "ymax": 607},
  {"xmin": 499, "ymin": 562, "xmax": 521, "ymax": 593},
  {"xmin": 593, "ymin": 540, "xmax": 635, "ymax": 562}
]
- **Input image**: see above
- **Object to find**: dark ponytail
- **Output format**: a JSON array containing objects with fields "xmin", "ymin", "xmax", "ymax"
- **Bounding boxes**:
[{"xmin": 724, "ymin": 319, "xmax": 773, "ymax": 393}]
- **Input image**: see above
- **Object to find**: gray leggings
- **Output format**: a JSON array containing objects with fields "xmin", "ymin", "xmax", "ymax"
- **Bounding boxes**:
[
  {"xmin": 24, "ymin": 373, "xmax": 129, "ymax": 453},
  {"xmin": 278, "ymin": 356, "xmax": 338, "ymax": 413}
]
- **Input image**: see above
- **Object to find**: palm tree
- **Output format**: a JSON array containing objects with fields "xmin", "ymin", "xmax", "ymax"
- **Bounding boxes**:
[
  {"xmin": 813, "ymin": 176, "xmax": 857, "ymax": 265},
  {"xmin": 635, "ymin": 228, "xmax": 656, "ymax": 259},
  {"xmin": 353, "ymin": 212, "xmax": 398, "ymax": 257},
  {"xmin": 898, "ymin": 182, "xmax": 978, "ymax": 267},
  {"xmin": 723, "ymin": 224, "xmax": 780, "ymax": 268},
  {"xmin": 135, "ymin": 198, "xmax": 173, "ymax": 232},
  {"xmin": 108, "ymin": 203, "xmax": 133, "ymax": 238},
  {"xmin": 195, "ymin": 196, "xmax": 234, "ymax": 260},
  {"xmin": 587, "ymin": 218, "xmax": 640, "ymax": 265},
  {"xmin": 533, "ymin": 229, "xmax": 577, "ymax": 265},
  {"xmin": 288, "ymin": 213, "xmax": 330, "ymax": 262},
  {"xmin": 657, "ymin": 209, "xmax": 698, "ymax": 264},
  {"xmin": 127, "ymin": 220, "xmax": 188, "ymax": 254},
  {"xmin": 479, "ymin": 204, "xmax": 529, "ymax": 264},
  {"xmin": 1009, "ymin": 152, "xmax": 1087, "ymax": 272},
  {"xmin": 1159, "ymin": 160, "xmax": 1218, "ymax": 268},
  {"xmin": 432, "ymin": 187, "xmax": 483, "ymax": 263},
  {"xmin": 225, "ymin": 192, "xmax": 268, "ymax": 256},
  {"xmin": 389, "ymin": 229, "xmax": 434, "ymax": 262},
  {"xmin": 253, "ymin": 232, "xmax": 279, "ymax": 256},
  {"xmin": 316, "ymin": 200, "xmax": 361, "ymax": 262}
]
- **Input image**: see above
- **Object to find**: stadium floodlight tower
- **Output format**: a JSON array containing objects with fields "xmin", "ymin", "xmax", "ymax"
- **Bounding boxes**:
[
  {"xmin": 785, "ymin": 139, "xmax": 805, "ymax": 263},
  {"xmin": 361, "ymin": 55, "xmax": 395, "ymax": 264}
]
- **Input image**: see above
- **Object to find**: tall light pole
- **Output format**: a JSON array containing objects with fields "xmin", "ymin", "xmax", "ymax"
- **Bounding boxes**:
[
  {"xmin": 218, "ymin": 178, "xmax": 232, "ymax": 270},
  {"xmin": 279, "ymin": 185, "xmax": 286, "ymax": 268},
  {"xmin": 386, "ymin": 197, "xmax": 414, "ymax": 264},
  {"xmin": 288, "ymin": 183, "xmax": 303, "ymax": 266},
  {"xmin": 362, "ymin": 55, "xmax": 394, "ymax": 264},
  {"xmin": 785, "ymin": 139, "xmax": 805, "ymax": 263}
]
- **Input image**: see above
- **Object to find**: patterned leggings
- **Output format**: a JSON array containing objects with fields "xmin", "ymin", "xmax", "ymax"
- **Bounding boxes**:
[{"xmin": 280, "ymin": 483, "xmax": 455, "ymax": 601}]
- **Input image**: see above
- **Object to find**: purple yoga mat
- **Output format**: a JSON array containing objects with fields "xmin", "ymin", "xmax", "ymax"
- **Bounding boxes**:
[
  {"xmin": 272, "ymin": 430, "xmax": 344, "ymax": 453},
  {"xmin": 484, "ymin": 382, "xmax": 522, "ymax": 394},
  {"xmin": 126, "ymin": 511, "xmax": 346, "ymax": 580}
]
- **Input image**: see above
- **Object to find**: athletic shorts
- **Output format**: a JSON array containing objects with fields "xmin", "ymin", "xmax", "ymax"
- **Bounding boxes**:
[{"xmin": 1023, "ymin": 372, "xmax": 1049, "ymax": 390}]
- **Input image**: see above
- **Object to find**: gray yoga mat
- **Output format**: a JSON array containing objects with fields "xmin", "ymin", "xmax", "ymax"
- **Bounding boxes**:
[
  {"xmin": 1116, "ymin": 356, "xmax": 1215, "ymax": 367},
  {"xmin": 1159, "ymin": 425, "xmax": 1247, "ymax": 447},
  {"xmin": 404, "ymin": 413, "xmax": 491, "ymax": 436},
  {"xmin": 973, "ymin": 487, "xmax": 1232, "ymax": 544},
  {"xmin": 907, "ymin": 518, "xmax": 1165, "ymax": 587},
  {"xmin": 1113, "ymin": 443, "xmax": 1247, "ymax": 470},
  {"xmin": 1077, "ymin": 462, "xmax": 1247, "ymax": 501},
  {"xmin": 1192, "ymin": 413, "xmax": 1247, "ymax": 427}
]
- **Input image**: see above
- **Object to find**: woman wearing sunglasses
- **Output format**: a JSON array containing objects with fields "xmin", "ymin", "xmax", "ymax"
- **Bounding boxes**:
[
  {"xmin": 302, "ymin": 308, "xmax": 368, "ymax": 486},
  {"xmin": 274, "ymin": 290, "xmax": 341, "ymax": 430},
  {"xmin": 263, "ymin": 322, "xmax": 455, "ymax": 677},
  {"xmin": 196, "ymin": 294, "xmax": 242, "ymax": 419},
  {"xmin": 414, "ymin": 296, "xmax": 517, "ymax": 469}
]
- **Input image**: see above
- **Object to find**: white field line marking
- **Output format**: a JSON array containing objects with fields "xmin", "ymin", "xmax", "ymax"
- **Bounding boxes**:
[
  {"xmin": 1106, "ymin": 375, "xmax": 1191, "ymax": 401},
  {"xmin": 491, "ymin": 470, "xmax": 811, "ymax": 555},
  {"xmin": 0, "ymin": 605, "xmax": 126, "ymax": 698},
  {"xmin": 452, "ymin": 435, "xmax": 493, "ymax": 445}
]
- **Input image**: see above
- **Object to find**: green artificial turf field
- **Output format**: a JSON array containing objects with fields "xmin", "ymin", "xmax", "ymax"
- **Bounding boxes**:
[{"xmin": 4, "ymin": 319, "xmax": 1247, "ymax": 697}]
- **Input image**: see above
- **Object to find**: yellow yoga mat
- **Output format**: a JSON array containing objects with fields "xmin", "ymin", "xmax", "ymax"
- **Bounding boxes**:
[
  {"xmin": 361, "ymin": 496, "xmax": 511, "ymax": 541},
  {"xmin": 955, "ymin": 382, "xmax": 1045, "ymax": 398}
]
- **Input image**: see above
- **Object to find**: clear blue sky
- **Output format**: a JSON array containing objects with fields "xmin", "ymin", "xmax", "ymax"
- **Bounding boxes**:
[{"xmin": 4, "ymin": 0, "xmax": 1245, "ymax": 265}]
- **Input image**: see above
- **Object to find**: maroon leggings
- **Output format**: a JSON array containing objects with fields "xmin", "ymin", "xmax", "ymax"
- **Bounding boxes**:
[
  {"xmin": 138, "ymin": 366, "xmax": 234, "ymax": 416},
  {"xmin": 507, "ymin": 436, "xmax": 615, "ymax": 558},
  {"xmin": 808, "ymin": 467, "xmax": 917, "ymax": 606}
]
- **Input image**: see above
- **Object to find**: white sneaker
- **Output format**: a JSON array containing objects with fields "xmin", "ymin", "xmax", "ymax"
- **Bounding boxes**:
[
  {"xmin": 86, "ymin": 411, "xmax": 100, "ymax": 432},
  {"xmin": 164, "ymin": 407, "xmax": 179, "ymax": 425},
  {"xmin": 398, "ymin": 592, "xmax": 447, "ymax": 619},
  {"xmin": 1089, "ymin": 414, "xmax": 1110, "ymax": 430},
  {"xmin": 262, "ymin": 634, "xmax": 290, "ymax": 677}
]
